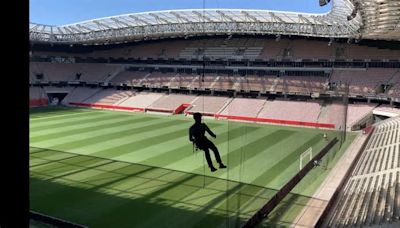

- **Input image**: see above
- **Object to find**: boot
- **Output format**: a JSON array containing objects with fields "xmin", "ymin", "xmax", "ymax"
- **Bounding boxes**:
[{"xmin": 219, "ymin": 163, "xmax": 227, "ymax": 169}]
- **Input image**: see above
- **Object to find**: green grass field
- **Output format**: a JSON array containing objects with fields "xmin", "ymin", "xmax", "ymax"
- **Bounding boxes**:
[{"xmin": 29, "ymin": 106, "xmax": 356, "ymax": 227}]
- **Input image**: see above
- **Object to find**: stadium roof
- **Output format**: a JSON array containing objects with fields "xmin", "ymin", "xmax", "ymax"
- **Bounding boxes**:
[{"xmin": 29, "ymin": 0, "xmax": 400, "ymax": 45}]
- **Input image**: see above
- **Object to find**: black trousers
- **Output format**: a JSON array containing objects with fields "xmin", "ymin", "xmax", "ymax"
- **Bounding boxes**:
[{"xmin": 196, "ymin": 139, "xmax": 222, "ymax": 168}]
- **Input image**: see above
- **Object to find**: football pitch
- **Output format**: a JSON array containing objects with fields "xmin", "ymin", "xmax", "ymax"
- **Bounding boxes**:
[{"xmin": 29, "ymin": 106, "xmax": 356, "ymax": 227}]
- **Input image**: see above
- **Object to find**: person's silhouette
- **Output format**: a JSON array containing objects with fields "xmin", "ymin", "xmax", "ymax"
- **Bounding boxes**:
[{"xmin": 189, "ymin": 112, "xmax": 226, "ymax": 172}]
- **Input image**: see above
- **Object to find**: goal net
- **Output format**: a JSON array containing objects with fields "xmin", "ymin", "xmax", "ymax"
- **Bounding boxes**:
[{"xmin": 300, "ymin": 147, "xmax": 313, "ymax": 170}]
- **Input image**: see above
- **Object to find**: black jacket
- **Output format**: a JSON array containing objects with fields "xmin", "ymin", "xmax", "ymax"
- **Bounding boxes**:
[{"xmin": 189, "ymin": 123, "xmax": 216, "ymax": 147}]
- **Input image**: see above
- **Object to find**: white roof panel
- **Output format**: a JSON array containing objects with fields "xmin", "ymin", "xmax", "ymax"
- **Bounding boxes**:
[{"xmin": 29, "ymin": 0, "xmax": 400, "ymax": 44}]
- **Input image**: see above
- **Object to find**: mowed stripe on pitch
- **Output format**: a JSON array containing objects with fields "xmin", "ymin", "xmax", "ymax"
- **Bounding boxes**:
[
  {"xmin": 36, "ymin": 118, "xmax": 188, "ymax": 154},
  {"xmin": 54, "ymin": 119, "xmax": 191, "ymax": 155},
  {"xmin": 30, "ymin": 116, "xmax": 157, "ymax": 143},
  {"xmin": 37, "ymin": 118, "xmax": 174, "ymax": 151},
  {"xmin": 29, "ymin": 109, "xmax": 102, "ymax": 123},
  {"xmin": 87, "ymin": 122, "xmax": 200, "ymax": 158},
  {"xmin": 30, "ymin": 114, "xmax": 137, "ymax": 137},
  {"xmin": 29, "ymin": 111, "xmax": 106, "ymax": 129}
]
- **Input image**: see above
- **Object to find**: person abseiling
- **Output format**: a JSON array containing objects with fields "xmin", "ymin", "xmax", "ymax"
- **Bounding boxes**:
[{"xmin": 189, "ymin": 112, "xmax": 226, "ymax": 172}]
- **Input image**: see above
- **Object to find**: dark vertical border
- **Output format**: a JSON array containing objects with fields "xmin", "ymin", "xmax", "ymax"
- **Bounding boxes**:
[{"xmin": 1, "ymin": 0, "xmax": 29, "ymax": 227}]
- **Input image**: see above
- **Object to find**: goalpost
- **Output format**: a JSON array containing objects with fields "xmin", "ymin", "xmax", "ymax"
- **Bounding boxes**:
[{"xmin": 299, "ymin": 147, "xmax": 312, "ymax": 170}]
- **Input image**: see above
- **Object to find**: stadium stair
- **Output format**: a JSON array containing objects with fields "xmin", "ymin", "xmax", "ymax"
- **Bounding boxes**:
[
  {"xmin": 80, "ymin": 88, "xmax": 103, "ymax": 104},
  {"xmin": 113, "ymin": 91, "xmax": 135, "ymax": 106},
  {"xmin": 255, "ymin": 100, "xmax": 268, "ymax": 118},
  {"xmin": 233, "ymin": 76, "xmax": 243, "ymax": 91},
  {"xmin": 283, "ymin": 78, "xmax": 289, "ymax": 94},
  {"xmin": 270, "ymin": 77, "xmax": 279, "ymax": 92},
  {"xmin": 60, "ymin": 87, "xmax": 78, "ymax": 105},
  {"xmin": 138, "ymin": 73, "xmax": 151, "ymax": 85},
  {"xmin": 188, "ymin": 75, "xmax": 200, "ymax": 88},
  {"xmin": 103, "ymin": 65, "xmax": 126, "ymax": 84},
  {"xmin": 166, "ymin": 73, "xmax": 179, "ymax": 87},
  {"xmin": 209, "ymin": 76, "xmax": 220, "ymax": 89},
  {"xmin": 317, "ymin": 105, "xmax": 330, "ymax": 124},
  {"xmin": 215, "ymin": 98, "xmax": 234, "ymax": 116},
  {"xmin": 261, "ymin": 77, "xmax": 267, "ymax": 92}
]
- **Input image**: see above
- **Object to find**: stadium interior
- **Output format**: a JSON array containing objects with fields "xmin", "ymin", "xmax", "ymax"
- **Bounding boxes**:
[{"xmin": 29, "ymin": 0, "xmax": 400, "ymax": 227}]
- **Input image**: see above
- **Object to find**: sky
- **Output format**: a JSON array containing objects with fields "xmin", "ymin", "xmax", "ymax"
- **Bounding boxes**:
[{"xmin": 30, "ymin": 0, "xmax": 332, "ymax": 26}]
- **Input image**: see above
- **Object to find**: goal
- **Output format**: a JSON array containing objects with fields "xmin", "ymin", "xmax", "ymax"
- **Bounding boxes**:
[{"xmin": 299, "ymin": 147, "xmax": 312, "ymax": 170}]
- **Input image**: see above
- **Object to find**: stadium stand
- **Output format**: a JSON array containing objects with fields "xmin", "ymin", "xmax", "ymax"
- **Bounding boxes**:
[
  {"xmin": 110, "ymin": 70, "xmax": 148, "ymax": 85},
  {"xmin": 118, "ymin": 92, "xmax": 165, "ymax": 110},
  {"xmin": 318, "ymin": 103, "xmax": 347, "ymax": 130},
  {"xmin": 345, "ymin": 44, "xmax": 400, "ymax": 60},
  {"xmin": 29, "ymin": 39, "xmax": 400, "ymax": 101},
  {"xmin": 257, "ymin": 100, "xmax": 322, "ymax": 123},
  {"xmin": 218, "ymin": 98, "xmax": 266, "ymax": 118},
  {"xmin": 200, "ymin": 75, "xmax": 218, "ymax": 89},
  {"xmin": 239, "ymin": 75, "xmax": 269, "ymax": 92},
  {"xmin": 330, "ymin": 68, "xmax": 398, "ymax": 96},
  {"xmin": 29, "ymin": 64, "xmax": 395, "ymax": 128},
  {"xmin": 290, "ymin": 39, "xmax": 334, "ymax": 59},
  {"xmin": 82, "ymin": 89, "xmax": 134, "ymax": 105},
  {"xmin": 272, "ymin": 77, "xmax": 285, "ymax": 93},
  {"xmin": 374, "ymin": 105, "xmax": 400, "ymax": 117},
  {"xmin": 29, "ymin": 87, "xmax": 43, "ymax": 99},
  {"xmin": 387, "ymin": 71, "xmax": 400, "ymax": 100},
  {"xmin": 388, "ymin": 85, "xmax": 400, "ymax": 100},
  {"xmin": 188, "ymin": 75, "xmax": 203, "ymax": 89},
  {"xmin": 179, "ymin": 38, "xmax": 264, "ymax": 59},
  {"xmin": 32, "ymin": 37, "xmax": 400, "ymax": 61},
  {"xmin": 167, "ymin": 73, "xmax": 196, "ymax": 88},
  {"xmin": 141, "ymin": 72, "xmax": 176, "ymax": 88},
  {"xmin": 327, "ymin": 117, "xmax": 400, "ymax": 227},
  {"xmin": 62, "ymin": 87, "xmax": 101, "ymax": 105},
  {"xmin": 259, "ymin": 38, "xmax": 292, "ymax": 59},
  {"xmin": 282, "ymin": 76, "xmax": 327, "ymax": 94},
  {"xmin": 146, "ymin": 94, "xmax": 197, "ymax": 113},
  {"xmin": 188, "ymin": 75, "xmax": 219, "ymax": 89},
  {"xmin": 92, "ymin": 40, "xmax": 191, "ymax": 59},
  {"xmin": 185, "ymin": 96, "xmax": 232, "ymax": 116},
  {"xmin": 318, "ymin": 103, "xmax": 377, "ymax": 130},
  {"xmin": 213, "ymin": 75, "xmax": 236, "ymax": 90},
  {"xmin": 346, "ymin": 103, "xmax": 378, "ymax": 128},
  {"xmin": 283, "ymin": 77, "xmax": 310, "ymax": 94},
  {"xmin": 29, "ymin": 86, "xmax": 48, "ymax": 107},
  {"xmin": 30, "ymin": 62, "xmax": 121, "ymax": 82},
  {"xmin": 315, "ymin": 102, "xmax": 380, "ymax": 130}
]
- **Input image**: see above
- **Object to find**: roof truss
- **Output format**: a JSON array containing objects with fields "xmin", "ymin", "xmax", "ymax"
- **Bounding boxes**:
[{"xmin": 29, "ymin": 0, "xmax": 400, "ymax": 44}]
